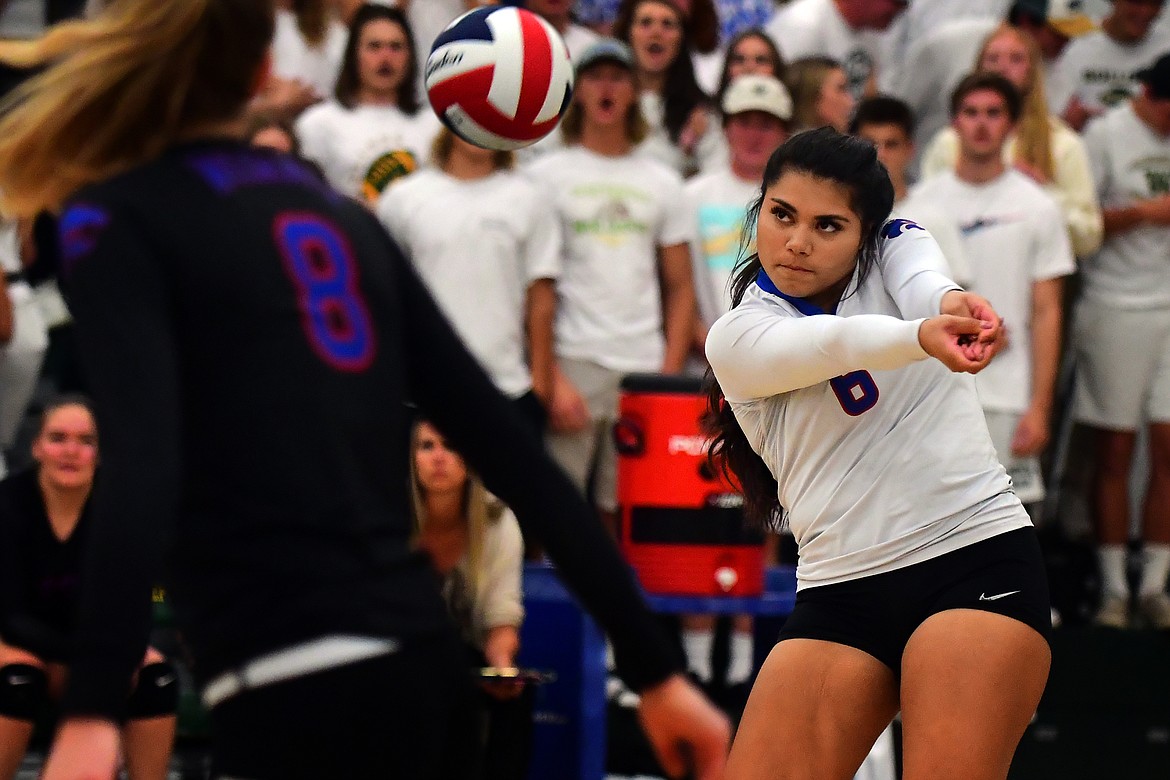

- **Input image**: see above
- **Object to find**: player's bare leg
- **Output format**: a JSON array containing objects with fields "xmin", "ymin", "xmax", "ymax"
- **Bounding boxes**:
[
  {"xmin": 726, "ymin": 639, "xmax": 898, "ymax": 779},
  {"xmin": 900, "ymin": 609, "xmax": 1049, "ymax": 780}
]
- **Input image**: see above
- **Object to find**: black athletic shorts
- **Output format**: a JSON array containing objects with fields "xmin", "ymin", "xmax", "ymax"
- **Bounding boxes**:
[
  {"xmin": 777, "ymin": 527, "xmax": 1051, "ymax": 676},
  {"xmin": 210, "ymin": 630, "xmax": 474, "ymax": 780}
]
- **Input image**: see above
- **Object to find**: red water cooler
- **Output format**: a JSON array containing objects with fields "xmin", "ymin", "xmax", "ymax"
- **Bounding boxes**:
[{"xmin": 614, "ymin": 374, "xmax": 765, "ymax": 597}]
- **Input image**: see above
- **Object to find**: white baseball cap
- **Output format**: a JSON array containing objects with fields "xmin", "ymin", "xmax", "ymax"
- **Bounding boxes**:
[{"xmin": 721, "ymin": 75, "xmax": 794, "ymax": 123}]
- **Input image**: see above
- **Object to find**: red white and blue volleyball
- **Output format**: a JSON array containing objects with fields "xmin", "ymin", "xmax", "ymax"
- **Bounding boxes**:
[{"xmin": 425, "ymin": 6, "xmax": 574, "ymax": 151}]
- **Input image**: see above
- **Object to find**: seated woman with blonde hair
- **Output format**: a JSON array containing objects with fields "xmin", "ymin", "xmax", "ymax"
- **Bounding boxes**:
[{"xmin": 411, "ymin": 419, "xmax": 530, "ymax": 780}]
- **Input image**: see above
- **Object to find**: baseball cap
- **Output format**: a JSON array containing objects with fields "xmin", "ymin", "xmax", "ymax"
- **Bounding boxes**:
[
  {"xmin": 721, "ymin": 75, "xmax": 794, "ymax": 123},
  {"xmin": 1013, "ymin": 0, "xmax": 1096, "ymax": 37},
  {"xmin": 1136, "ymin": 53, "xmax": 1170, "ymax": 100},
  {"xmin": 576, "ymin": 39, "xmax": 634, "ymax": 75}
]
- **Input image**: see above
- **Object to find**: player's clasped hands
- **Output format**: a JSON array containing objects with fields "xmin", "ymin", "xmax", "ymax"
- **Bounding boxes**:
[
  {"xmin": 912, "ymin": 288, "xmax": 1006, "ymax": 374},
  {"xmin": 920, "ymin": 290, "xmax": 1006, "ymax": 374},
  {"xmin": 918, "ymin": 314, "xmax": 1000, "ymax": 373}
]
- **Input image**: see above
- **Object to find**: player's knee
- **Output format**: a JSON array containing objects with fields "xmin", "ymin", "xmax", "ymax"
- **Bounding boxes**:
[
  {"xmin": 126, "ymin": 661, "xmax": 178, "ymax": 719},
  {"xmin": 0, "ymin": 663, "xmax": 48, "ymax": 721}
]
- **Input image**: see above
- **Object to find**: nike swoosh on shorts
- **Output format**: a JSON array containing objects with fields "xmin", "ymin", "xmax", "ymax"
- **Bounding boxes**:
[{"xmin": 978, "ymin": 591, "xmax": 1020, "ymax": 601}]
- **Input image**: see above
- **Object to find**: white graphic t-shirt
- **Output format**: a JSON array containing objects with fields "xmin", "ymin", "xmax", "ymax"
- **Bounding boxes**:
[
  {"xmin": 525, "ymin": 147, "xmax": 695, "ymax": 371},
  {"xmin": 377, "ymin": 169, "xmax": 562, "ymax": 398},
  {"xmin": 1051, "ymin": 30, "xmax": 1170, "ymax": 116},
  {"xmin": 1081, "ymin": 102, "xmax": 1170, "ymax": 309},
  {"xmin": 765, "ymin": 0, "xmax": 886, "ymax": 98},
  {"xmin": 910, "ymin": 170, "xmax": 1075, "ymax": 413},
  {"xmin": 296, "ymin": 101, "xmax": 441, "ymax": 202}
]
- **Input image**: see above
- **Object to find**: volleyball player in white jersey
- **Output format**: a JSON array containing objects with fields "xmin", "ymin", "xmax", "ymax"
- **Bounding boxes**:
[{"xmin": 704, "ymin": 128, "xmax": 1051, "ymax": 780}]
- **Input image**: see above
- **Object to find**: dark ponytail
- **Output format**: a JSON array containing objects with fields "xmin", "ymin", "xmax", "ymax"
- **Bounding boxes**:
[{"xmin": 702, "ymin": 127, "xmax": 894, "ymax": 528}]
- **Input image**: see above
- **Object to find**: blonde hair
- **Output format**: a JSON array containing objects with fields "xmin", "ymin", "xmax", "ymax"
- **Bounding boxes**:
[
  {"xmin": 430, "ymin": 126, "xmax": 515, "ymax": 171},
  {"xmin": 409, "ymin": 422, "xmax": 505, "ymax": 600},
  {"xmin": 784, "ymin": 56, "xmax": 841, "ymax": 133},
  {"xmin": 0, "ymin": 0, "xmax": 274, "ymax": 219},
  {"xmin": 976, "ymin": 23, "xmax": 1054, "ymax": 181}
]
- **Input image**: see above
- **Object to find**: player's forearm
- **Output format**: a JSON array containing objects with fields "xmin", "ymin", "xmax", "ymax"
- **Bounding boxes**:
[{"xmin": 708, "ymin": 311, "xmax": 927, "ymax": 401}]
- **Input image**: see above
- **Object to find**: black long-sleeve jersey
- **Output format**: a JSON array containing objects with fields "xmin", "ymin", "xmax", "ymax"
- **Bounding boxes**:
[
  {"xmin": 58, "ymin": 139, "xmax": 681, "ymax": 720},
  {"xmin": 0, "ymin": 468, "xmax": 93, "ymax": 661}
]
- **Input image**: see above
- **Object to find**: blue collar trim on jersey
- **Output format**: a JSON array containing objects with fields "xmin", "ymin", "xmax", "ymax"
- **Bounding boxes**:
[{"xmin": 754, "ymin": 268, "xmax": 836, "ymax": 316}]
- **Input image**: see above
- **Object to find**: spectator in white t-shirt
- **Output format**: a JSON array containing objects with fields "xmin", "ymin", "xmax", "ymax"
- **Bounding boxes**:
[
  {"xmin": 1073, "ymin": 54, "xmax": 1170, "ymax": 630},
  {"xmin": 890, "ymin": 0, "xmax": 1095, "ymax": 175},
  {"xmin": 1052, "ymin": 0, "xmax": 1169, "ymax": 130},
  {"xmin": 850, "ymin": 97, "xmax": 973, "ymax": 287},
  {"xmin": 785, "ymin": 56, "xmax": 855, "ymax": 133},
  {"xmin": 296, "ymin": 4, "xmax": 440, "ymax": 203},
  {"xmin": 764, "ymin": 0, "xmax": 907, "ymax": 99},
  {"xmin": 377, "ymin": 128, "xmax": 561, "ymax": 434},
  {"xmin": 270, "ymin": 0, "xmax": 348, "ymax": 104},
  {"xmin": 881, "ymin": 0, "xmax": 1010, "ymax": 80},
  {"xmin": 920, "ymin": 23, "xmax": 1103, "ymax": 257},
  {"xmin": 912, "ymin": 73, "xmax": 1074, "ymax": 509},
  {"xmin": 681, "ymin": 72, "xmax": 790, "ymax": 697},
  {"xmin": 525, "ymin": 39, "xmax": 697, "ymax": 531},
  {"xmin": 528, "ymin": 0, "xmax": 602, "ymax": 61},
  {"xmin": 613, "ymin": 0, "xmax": 721, "ymax": 175},
  {"xmin": 688, "ymin": 75, "xmax": 791, "ymax": 339}
]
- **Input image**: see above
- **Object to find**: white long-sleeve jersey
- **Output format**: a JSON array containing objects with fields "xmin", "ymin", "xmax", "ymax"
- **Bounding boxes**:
[{"xmin": 706, "ymin": 222, "xmax": 1031, "ymax": 589}]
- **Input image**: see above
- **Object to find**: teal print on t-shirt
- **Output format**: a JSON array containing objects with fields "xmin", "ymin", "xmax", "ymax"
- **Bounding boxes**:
[{"xmin": 699, "ymin": 204, "xmax": 750, "ymax": 273}]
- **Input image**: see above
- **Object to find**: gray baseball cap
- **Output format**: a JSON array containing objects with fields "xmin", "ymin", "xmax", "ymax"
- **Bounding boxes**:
[{"xmin": 576, "ymin": 38, "xmax": 635, "ymax": 76}]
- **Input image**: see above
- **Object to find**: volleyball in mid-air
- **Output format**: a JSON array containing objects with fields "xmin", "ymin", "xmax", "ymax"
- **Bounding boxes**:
[{"xmin": 425, "ymin": 6, "xmax": 574, "ymax": 151}]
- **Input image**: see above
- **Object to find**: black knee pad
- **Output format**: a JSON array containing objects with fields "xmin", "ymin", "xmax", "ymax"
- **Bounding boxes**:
[
  {"xmin": 0, "ymin": 663, "xmax": 48, "ymax": 721},
  {"xmin": 126, "ymin": 661, "xmax": 178, "ymax": 719}
]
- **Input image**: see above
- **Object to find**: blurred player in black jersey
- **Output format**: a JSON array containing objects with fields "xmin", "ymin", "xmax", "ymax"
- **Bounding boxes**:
[
  {"xmin": 0, "ymin": 2, "xmax": 730, "ymax": 779},
  {"xmin": 0, "ymin": 397, "xmax": 177, "ymax": 780}
]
